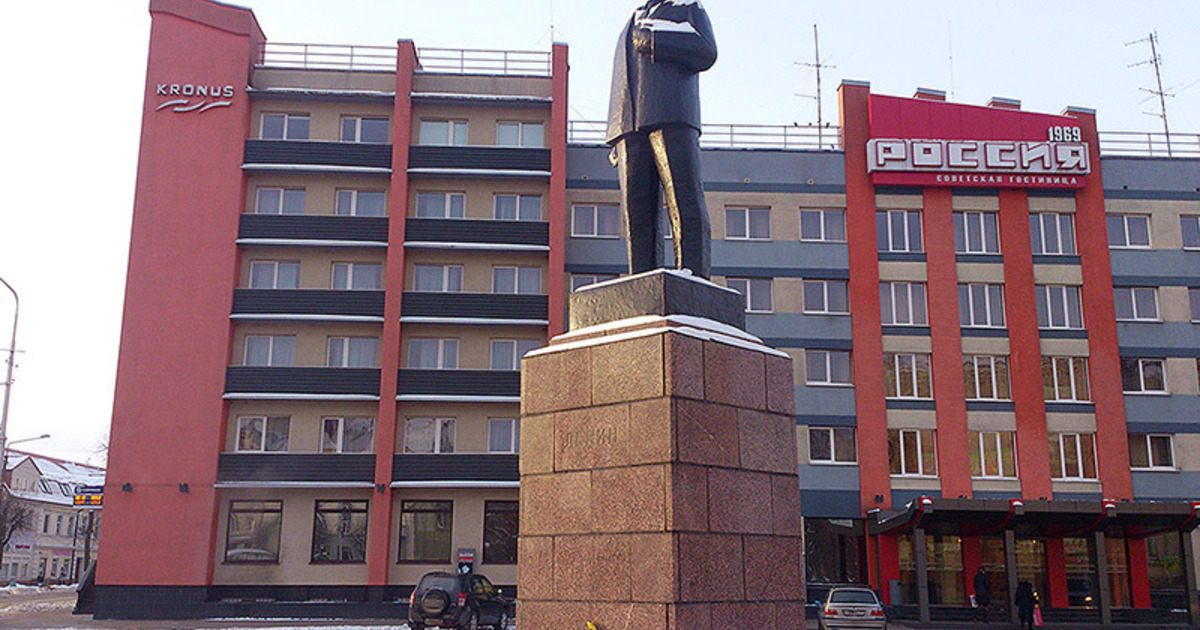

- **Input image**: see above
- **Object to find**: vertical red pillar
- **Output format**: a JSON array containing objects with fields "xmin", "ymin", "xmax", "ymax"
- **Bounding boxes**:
[
  {"xmin": 962, "ymin": 536, "xmax": 983, "ymax": 599},
  {"xmin": 547, "ymin": 44, "xmax": 569, "ymax": 336},
  {"xmin": 1127, "ymin": 537, "xmax": 1152, "ymax": 608},
  {"xmin": 1046, "ymin": 538, "xmax": 1069, "ymax": 608}
]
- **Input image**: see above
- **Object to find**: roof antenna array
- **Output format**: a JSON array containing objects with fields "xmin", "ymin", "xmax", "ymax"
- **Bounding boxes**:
[
  {"xmin": 1126, "ymin": 31, "xmax": 1175, "ymax": 156},
  {"xmin": 795, "ymin": 24, "xmax": 836, "ymax": 150}
]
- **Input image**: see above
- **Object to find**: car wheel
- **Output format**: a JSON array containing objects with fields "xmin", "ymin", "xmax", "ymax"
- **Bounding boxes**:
[
  {"xmin": 419, "ymin": 589, "xmax": 450, "ymax": 616},
  {"xmin": 494, "ymin": 610, "xmax": 509, "ymax": 629}
]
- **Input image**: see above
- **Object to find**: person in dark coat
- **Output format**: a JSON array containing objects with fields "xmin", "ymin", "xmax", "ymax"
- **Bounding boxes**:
[
  {"xmin": 1015, "ymin": 580, "xmax": 1037, "ymax": 630},
  {"xmin": 607, "ymin": 0, "xmax": 717, "ymax": 278},
  {"xmin": 973, "ymin": 567, "xmax": 992, "ymax": 622}
]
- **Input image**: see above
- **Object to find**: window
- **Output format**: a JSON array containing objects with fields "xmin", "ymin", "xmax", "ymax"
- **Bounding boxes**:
[
  {"xmin": 888, "ymin": 429, "xmax": 937, "ymax": 476},
  {"xmin": 1122, "ymin": 358, "xmax": 1166, "ymax": 393},
  {"xmin": 963, "ymin": 355, "xmax": 1011, "ymax": 400},
  {"xmin": 1190, "ymin": 288, "xmax": 1200, "ymax": 322},
  {"xmin": 244, "ymin": 335, "xmax": 295, "ymax": 367},
  {"xmin": 419, "ymin": 120, "xmax": 467, "ymax": 146},
  {"xmin": 1107, "ymin": 215, "xmax": 1151, "ymax": 248},
  {"xmin": 236, "ymin": 416, "xmax": 290, "ymax": 452},
  {"xmin": 571, "ymin": 274, "xmax": 618, "ymax": 291},
  {"xmin": 954, "ymin": 212, "xmax": 1000, "ymax": 254},
  {"xmin": 880, "ymin": 282, "xmax": 928, "ymax": 326},
  {"xmin": 483, "ymin": 501, "xmax": 519, "ymax": 565},
  {"xmin": 806, "ymin": 350, "xmax": 852, "ymax": 386},
  {"xmin": 726, "ymin": 278, "xmax": 773, "ymax": 312},
  {"xmin": 249, "ymin": 261, "xmax": 300, "ymax": 289},
  {"xmin": 970, "ymin": 431, "xmax": 1017, "ymax": 478},
  {"xmin": 340, "ymin": 117, "xmax": 389, "ymax": 143},
  {"xmin": 800, "ymin": 209, "xmax": 846, "ymax": 242},
  {"xmin": 877, "ymin": 210, "xmax": 923, "ymax": 253},
  {"xmin": 959, "ymin": 284, "xmax": 1006, "ymax": 327},
  {"xmin": 884, "ymin": 353, "xmax": 933, "ymax": 399},
  {"xmin": 493, "ymin": 267, "xmax": 541, "ymax": 294},
  {"xmin": 416, "ymin": 193, "xmax": 466, "ymax": 219},
  {"xmin": 725, "ymin": 207, "xmax": 770, "ymax": 240},
  {"xmin": 261, "ymin": 113, "xmax": 309, "ymax": 140},
  {"xmin": 488, "ymin": 418, "xmax": 520, "ymax": 454},
  {"xmin": 405, "ymin": 418, "xmax": 456, "ymax": 454},
  {"xmin": 803, "ymin": 280, "xmax": 849, "ymax": 314},
  {"xmin": 1035, "ymin": 285, "xmax": 1084, "ymax": 329},
  {"xmin": 311, "ymin": 501, "xmax": 368, "ymax": 563},
  {"xmin": 254, "ymin": 188, "xmax": 305, "ymax": 215},
  {"xmin": 490, "ymin": 339, "xmax": 541, "ymax": 370},
  {"xmin": 494, "ymin": 195, "xmax": 542, "ymax": 221},
  {"xmin": 332, "ymin": 263, "xmax": 382, "ymax": 290},
  {"xmin": 808, "ymin": 427, "xmax": 857, "ymax": 464},
  {"xmin": 1114, "ymin": 287, "xmax": 1159, "ymax": 321},
  {"xmin": 1042, "ymin": 356, "xmax": 1090, "ymax": 402},
  {"xmin": 572, "ymin": 205, "xmax": 620, "ymax": 238},
  {"xmin": 225, "ymin": 500, "xmax": 282, "ymax": 563},
  {"xmin": 327, "ymin": 337, "xmax": 378, "ymax": 368},
  {"xmin": 321, "ymin": 417, "xmax": 375, "ymax": 453},
  {"xmin": 399, "ymin": 500, "xmax": 453, "ymax": 563},
  {"xmin": 1182, "ymin": 216, "xmax": 1200, "ymax": 249},
  {"xmin": 413, "ymin": 265, "xmax": 462, "ymax": 293},
  {"xmin": 409, "ymin": 339, "xmax": 458, "ymax": 369},
  {"xmin": 1049, "ymin": 433, "xmax": 1098, "ymax": 480},
  {"xmin": 496, "ymin": 121, "xmax": 544, "ymax": 148},
  {"xmin": 1030, "ymin": 213, "xmax": 1077, "ymax": 255},
  {"xmin": 1129, "ymin": 434, "xmax": 1174, "ymax": 470},
  {"xmin": 335, "ymin": 190, "xmax": 386, "ymax": 217}
]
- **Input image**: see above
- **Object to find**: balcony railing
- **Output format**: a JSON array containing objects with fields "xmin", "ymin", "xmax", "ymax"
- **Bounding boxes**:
[
  {"xmin": 1096, "ymin": 131, "xmax": 1200, "ymax": 158},
  {"xmin": 257, "ymin": 42, "xmax": 397, "ymax": 71},
  {"xmin": 416, "ymin": 48, "xmax": 551, "ymax": 76},
  {"xmin": 567, "ymin": 120, "xmax": 841, "ymax": 150}
]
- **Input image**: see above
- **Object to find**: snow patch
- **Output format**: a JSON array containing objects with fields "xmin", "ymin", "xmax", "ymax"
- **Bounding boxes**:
[{"xmin": 635, "ymin": 17, "xmax": 698, "ymax": 34}]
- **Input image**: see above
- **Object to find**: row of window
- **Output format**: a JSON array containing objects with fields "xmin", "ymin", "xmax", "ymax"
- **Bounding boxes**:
[
  {"xmin": 235, "ymin": 415, "xmax": 521, "ymax": 455},
  {"xmin": 811, "ymin": 427, "xmax": 1179, "ymax": 477},
  {"xmin": 253, "ymin": 188, "xmax": 547, "ymax": 221},
  {"xmin": 247, "ymin": 262, "xmax": 547, "ymax": 295},
  {"xmin": 241, "ymin": 336, "xmax": 540, "ymax": 370},
  {"xmin": 260, "ymin": 113, "xmax": 545, "ymax": 149}
]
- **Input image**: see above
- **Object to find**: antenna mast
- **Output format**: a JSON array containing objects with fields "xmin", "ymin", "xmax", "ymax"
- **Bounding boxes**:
[
  {"xmin": 1127, "ymin": 31, "xmax": 1173, "ymax": 156},
  {"xmin": 796, "ymin": 24, "xmax": 836, "ymax": 149}
]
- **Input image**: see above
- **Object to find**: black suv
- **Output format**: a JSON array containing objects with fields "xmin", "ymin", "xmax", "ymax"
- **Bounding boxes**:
[{"xmin": 408, "ymin": 571, "xmax": 510, "ymax": 630}]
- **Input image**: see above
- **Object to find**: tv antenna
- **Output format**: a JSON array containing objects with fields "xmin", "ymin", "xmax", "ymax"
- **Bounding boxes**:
[
  {"xmin": 1126, "ymin": 31, "xmax": 1175, "ymax": 156},
  {"xmin": 795, "ymin": 24, "xmax": 836, "ymax": 149}
]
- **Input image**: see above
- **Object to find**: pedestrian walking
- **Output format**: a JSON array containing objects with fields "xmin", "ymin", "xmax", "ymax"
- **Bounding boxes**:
[
  {"xmin": 973, "ymin": 567, "xmax": 991, "ymax": 622},
  {"xmin": 1015, "ymin": 580, "xmax": 1037, "ymax": 630}
]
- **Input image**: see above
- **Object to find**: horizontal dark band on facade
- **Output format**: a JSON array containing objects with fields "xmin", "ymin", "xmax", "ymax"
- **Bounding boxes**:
[
  {"xmin": 249, "ymin": 89, "xmax": 397, "ymax": 104},
  {"xmin": 1053, "ymin": 492, "xmax": 1104, "ymax": 502},
  {"xmin": 217, "ymin": 454, "xmax": 376, "ymax": 483},
  {"xmin": 1112, "ymin": 274, "xmax": 1200, "ymax": 287},
  {"xmin": 799, "ymin": 490, "xmax": 862, "ymax": 519},
  {"xmin": 239, "ymin": 214, "xmax": 391, "ymax": 242},
  {"xmin": 565, "ymin": 179, "xmax": 847, "ymax": 194},
  {"xmin": 1027, "ymin": 189, "xmax": 1078, "ymax": 199},
  {"xmin": 232, "ymin": 289, "xmax": 386, "ymax": 318},
  {"xmin": 1103, "ymin": 189, "xmax": 1200, "ymax": 201},
  {"xmin": 409, "ymin": 145, "xmax": 550, "ymax": 172},
  {"xmin": 882, "ymin": 326, "xmax": 931, "ymax": 337},
  {"xmin": 892, "ymin": 489, "xmax": 941, "ymax": 508},
  {"xmin": 392, "ymin": 454, "xmax": 519, "ymax": 482},
  {"xmin": 965, "ymin": 401, "xmax": 1016, "ymax": 412},
  {"xmin": 92, "ymin": 585, "xmax": 410, "ymax": 620},
  {"xmin": 715, "ymin": 267, "xmax": 850, "ymax": 280},
  {"xmin": 396, "ymin": 369, "xmax": 520, "ymax": 397},
  {"xmin": 972, "ymin": 490, "xmax": 1022, "ymax": 500},
  {"xmin": 1125, "ymin": 421, "xmax": 1200, "ymax": 434},
  {"xmin": 1032, "ymin": 254, "xmax": 1082, "ymax": 265},
  {"xmin": 761, "ymin": 338, "xmax": 852, "ymax": 351},
  {"xmin": 400, "ymin": 292, "xmax": 548, "ymax": 321},
  {"xmin": 225, "ymin": 367, "xmax": 381, "ymax": 396},
  {"xmin": 797, "ymin": 415, "xmax": 857, "ymax": 427},
  {"xmin": 956, "ymin": 254, "xmax": 1003, "ymax": 264},
  {"xmin": 961, "ymin": 328, "xmax": 1009, "ymax": 338},
  {"xmin": 877, "ymin": 252, "xmax": 927, "ymax": 263},
  {"xmin": 1119, "ymin": 346, "xmax": 1200, "ymax": 358},
  {"xmin": 244, "ymin": 139, "xmax": 393, "ymax": 169},
  {"xmin": 564, "ymin": 264, "xmax": 627, "ymax": 275},
  {"xmin": 874, "ymin": 186, "xmax": 923, "ymax": 196},
  {"xmin": 1040, "ymin": 329, "xmax": 1089, "ymax": 340},
  {"xmin": 1045, "ymin": 402, "xmax": 1097, "ymax": 414},
  {"xmin": 404, "ymin": 218, "xmax": 549, "ymax": 246},
  {"xmin": 886, "ymin": 399, "xmax": 937, "ymax": 411}
]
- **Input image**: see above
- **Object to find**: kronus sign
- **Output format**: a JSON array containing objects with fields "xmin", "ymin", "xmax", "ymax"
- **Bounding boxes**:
[{"xmin": 867, "ymin": 135, "xmax": 1090, "ymax": 189}]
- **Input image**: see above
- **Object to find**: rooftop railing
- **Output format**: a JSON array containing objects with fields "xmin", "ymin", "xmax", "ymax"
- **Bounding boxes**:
[
  {"xmin": 1096, "ymin": 131, "xmax": 1200, "ymax": 158},
  {"xmin": 257, "ymin": 42, "xmax": 397, "ymax": 71},
  {"xmin": 416, "ymin": 48, "xmax": 552, "ymax": 76},
  {"xmin": 568, "ymin": 121, "xmax": 842, "ymax": 151}
]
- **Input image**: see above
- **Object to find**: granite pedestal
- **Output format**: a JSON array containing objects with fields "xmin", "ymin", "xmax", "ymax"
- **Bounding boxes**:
[{"xmin": 517, "ymin": 270, "xmax": 804, "ymax": 629}]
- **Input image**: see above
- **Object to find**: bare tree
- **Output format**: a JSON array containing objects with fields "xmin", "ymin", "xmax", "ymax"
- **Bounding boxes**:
[{"xmin": 0, "ymin": 487, "xmax": 34, "ymax": 575}]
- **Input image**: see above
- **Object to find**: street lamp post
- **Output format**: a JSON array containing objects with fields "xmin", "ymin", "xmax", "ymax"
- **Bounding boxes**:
[{"xmin": 0, "ymin": 276, "xmax": 17, "ymax": 472}]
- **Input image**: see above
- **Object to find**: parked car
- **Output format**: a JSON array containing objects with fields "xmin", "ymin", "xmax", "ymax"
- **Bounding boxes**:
[
  {"xmin": 817, "ymin": 586, "xmax": 887, "ymax": 630},
  {"xmin": 408, "ymin": 571, "xmax": 510, "ymax": 630}
]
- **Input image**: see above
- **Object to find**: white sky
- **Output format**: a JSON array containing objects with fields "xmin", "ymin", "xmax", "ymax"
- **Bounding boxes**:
[{"xmin": 0, "ymin": 0, "xmax": 1197, "ymax": 466}]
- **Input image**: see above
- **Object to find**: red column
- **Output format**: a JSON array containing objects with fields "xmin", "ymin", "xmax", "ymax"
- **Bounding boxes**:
[
  {"xmin": 963, "ymin": 536, "xmax": 983, "ymax": 599},
  {"xmin": 877, "ymin": 535, "xmax": 902, "ymax": 604},
  {"xmin": 547, "ymin": 44, "xmax": 569, "ymax": 336},
  {"xmin": 1127, "ymin": 537, "xmax": 1152, "ymax": 608},
  {"xmin": 1046, "ymin": 538, "xmax": 1068, "ymax": 608}
]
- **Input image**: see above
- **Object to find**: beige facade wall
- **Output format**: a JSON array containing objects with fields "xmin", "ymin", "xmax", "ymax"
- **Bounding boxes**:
[
  {"xmin": 1039, "ymin": 338, "xmax": 1090, "ymax": 356},
  {"xmin": 966, "ymin": 411, "xmax": 1017, "ymax": 431},
  {"xmin": 396, "ymin": 402, "xmax": 520, "ymax": 454},
  {"xmin": 1045, "ymin": 412, "xmax": 1098, "ymax": 433},
  {"xmin": 1167, "ymin": 358, "xmax": 1200, "ymax": 395},
  {"xmin": 875, "ymin": 194, "xmax": 922, "ymax": 210},
  {"xmin": 1027, "ymin": 195, "xmax": 1076, "ymax": 213},
  {"xmin": 403, "ymin": 251, "xmax": 547, "ymax": 294},
  {"xmin": 413, "ymin": 73, "xmax": 552, "ymax": 99},
  {"xmin": 244, "ymin": 173, "xmax": 392, "ymax": 216},
  {"xmin": 886, "ymin": 409, "xmax": 938, "ymax": 430},
  {"xmin": 951, "ymin": 195, "xmax": 1000, "ymax": 211},
  {"xmin": 1105, "ymin": 198, "xmax": 1200, "ymax": 250},
  {"xmin": 252, "ymin": 68, "xmax": 396, "ymax": 93},
  {"xmin": 956, "ymin": 262, "xmax": 1006, "ymax": 284},
  {"xmin": 1159, "ymin": 286, "xmax": 1193, "ymax": 322},
  {"xmin": 232, "ymin": 321, "xmax": 384, "ymax": 368},
  {"xmin": 250, "ymin": 99, "xmax": 394, "ymax": 143},
  {"xmin": 225, "ymin": 400, "xmax": 379, "ymax": 453},
  {"xmin": 878, "ymin": 262, "xmax": 928, "ymax": 282},
  {"xmin": 399, "ymin": 324, "xmax": 543, "ymax": 371},
  {"xmin": 388, "ymin": 488, "xmax": 520, "ymax": 586},
  {"xmin": 1032, "ymin": 264, "xmax": 1083, "ymax": 285},
  {"xmin": 1174, "ymin": 434, "xmax": 1200, "ymax": 471},
  {"xmin": 962, "ymin": 337, "xmax": 1011, "ymax": 355},
  {"xmin": 239, "ymin": 248, "xmax": 388, "ymax": 289},
  {"xmin": 411, "ymin": 104, "xmax": 550, "ymax": 147},
  {"xmin": 410, "ymin": 178, "xmax": 548, "ymax": 220}
]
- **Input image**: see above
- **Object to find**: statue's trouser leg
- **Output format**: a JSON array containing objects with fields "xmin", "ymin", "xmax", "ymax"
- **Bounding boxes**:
[
  {"xmin": 616, "ymin": 134, "xmax": 663, "ymax": 274},
  {"xmin": 650, "ymin": 126, "xmax": 711, "ymax": 279}
]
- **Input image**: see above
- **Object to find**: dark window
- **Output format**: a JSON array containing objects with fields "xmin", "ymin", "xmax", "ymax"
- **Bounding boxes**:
[
  {"xmin": 399, "ymin": 500, "xmax": 453, "ymax": 563},
  {"xmin": 483, "ymin": 501, "xmax": 519, "ymax": 565},
  {"xmin": 225, "ymin": 501, "xmax": 282, "ymax": 563},
  {"xmin": 311, "ymin": 500, "xmax": 368, "ymax": 563}
]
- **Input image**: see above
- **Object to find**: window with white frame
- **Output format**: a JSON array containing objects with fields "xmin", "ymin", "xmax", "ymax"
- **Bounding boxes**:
[
  {"xmin": 494, "ymin": 195, "xmax": 542, "ymax": 221},
  {"xmin": 419, "ymin": 120, "xmax": 467, "ymax": 146},
  {"xmin": 959, "ymin": 283, "xmax": 1006, "ymax": 327},
  {"xmin": 808, "ymin": 427, "xmax": 857, "ymax": 464},
  {"xmin": 493, "ymin": 266, "xmax": 541, "ymax": 294},
  {"xmin": 254, "ymin": 188, "xmax": 305, "ymax": 215},
  {"xmin": 1049, "ymin": 433, "xmax": 1097, "ymax": 480},
  {"xmin": 969, "ymin": 431, "xmax": 1017, "ymax": 478},
  {"xmin": 332, "ymin": 263, "xmax": 382, "ymax": 290},
  {"xmin": 1042, "ymin": 356, "xmax": 1090, "ymax": 402},
  {"xmin": 340, "ymin": 116, "xmax": 389, "ymax": 143},
  {"xmin": 1114, "ymin": 287, "xmax": 1159, "ymax": 321},
  {"xmin": 800, "ymin": 209, "xmax": 846, "ymax": 242},
  {"xmin": 496, "ymin": 121, "xmax": 544, "ymax": 147},
  {"xmin": 726, "ymin": 278, "xmax": 773, "ymax": 312},
  {"xmin": 236, "ymin": 416, "xmax": 290, "ymax": 452},
  {"xmin": 490, "ymin": 339, "xmax": 541, "ymax": 370},
  {"xmin": 244, "ymin": 335, "xmax": 295, "ymax": 367},
  {"xmin": 803, "ymin": 280, "xmax": 849, "ymax": 314},
  {"xmin": 1191, "ymin": 288, "xmax": 1200, "ymax": 322},
  {"xmin": 884, "ymin": 353, "xmax": 933, "ymax": 399},
  {"xmin": 413, "ymin": 265, "xmax": 463, "ymax": 292},
  {"xmin": 1128, "ymin": 434, "xmax": 1174, "ymax": 470},
  {"xmin": 249, "ymin": 261, "xmax": 300, "ymax": 289},
  {"xmin": 327, "ymin": 337, "xmax": 379, "ymax": 368},
  {"xmin": 1030, "ymin": 213, "xmax": 1077, "ymax": 255},
  {"xmin": 725, "ymin": 207, "xmax": 770, "ymax": 240},
  {"xmin": 953, "ymin": 212, "xmax": 1000, "ymax": 254},
  {"xmin": 335, "ymin": 190, "xmax": 386, "ymax": 217},
  {"xmin": 404, "ymin": 417, "xmax": 455, "ymax": 453},
  {"xmin": 1121, "ymin": 358, "xmax": 1166, "ymax": 393},
  {"xmin": 261, "ymin": 113, "xmax": 309, "ymax": 140},
  {"xmin": 1182, "ymin": 216, "xmax": 1200, "ymax": 249},
  {"xmin": 963, "ymin": 355, "xmax": 1011, "ymax": 400},
  {"xmin": 877, "ymin": 210, "xmax": 923, "ymax": 253},
  {"xmin": 416, "ymin": 192, "xmax": 465, "ymax": 219},
  {"xmin": 1035, "ymin": 285, "xmax": 1084, "ymax": 329},
  {"xmin": 805, "ymin": 350, "xmax": 852, "ymax": 386},
  {"xmin": 570, "ymin": 274, "xmax": 618, "ymax": 291},
  {"xmin": 1107, "ymin": 214, "xmax": 1151, "ymax": 248},
  {"xmin": 321, "ymin": 417, "xmax": 375, "ymax": 453},
  {"xmin": 880, "ymin": 282, "xmax": 928, "ymax": 326},
  {"xmin": 572, "ymin": 205, "xmax": 621, "ymax": 238},
  {"xmin": 488, "ymin": 418, "xmax": 520, "ymax": 453},
  {"xmin": 888, "ymin": 429, "xmax": 936, "ymax": 476},
  {"xmin": 408, "ymin": 339, "xmax": 458, "ymax": 369}
]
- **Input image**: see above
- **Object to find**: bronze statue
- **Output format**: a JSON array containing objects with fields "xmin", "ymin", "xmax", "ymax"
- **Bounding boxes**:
[{"xmin": 607, "ymin": 0, "xmax": 717, "ymax": 278}]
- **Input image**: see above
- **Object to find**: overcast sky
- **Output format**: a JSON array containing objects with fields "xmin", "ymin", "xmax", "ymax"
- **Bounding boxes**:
[{"xmin": 0, "ymin": 0, "xmax": 1197, "ymax": 466}]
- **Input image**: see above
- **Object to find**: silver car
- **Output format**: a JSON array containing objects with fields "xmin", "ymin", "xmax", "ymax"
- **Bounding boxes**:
[{"xmin": 818, "ymin": 586, "xmax": 887, "ymax": 630}]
